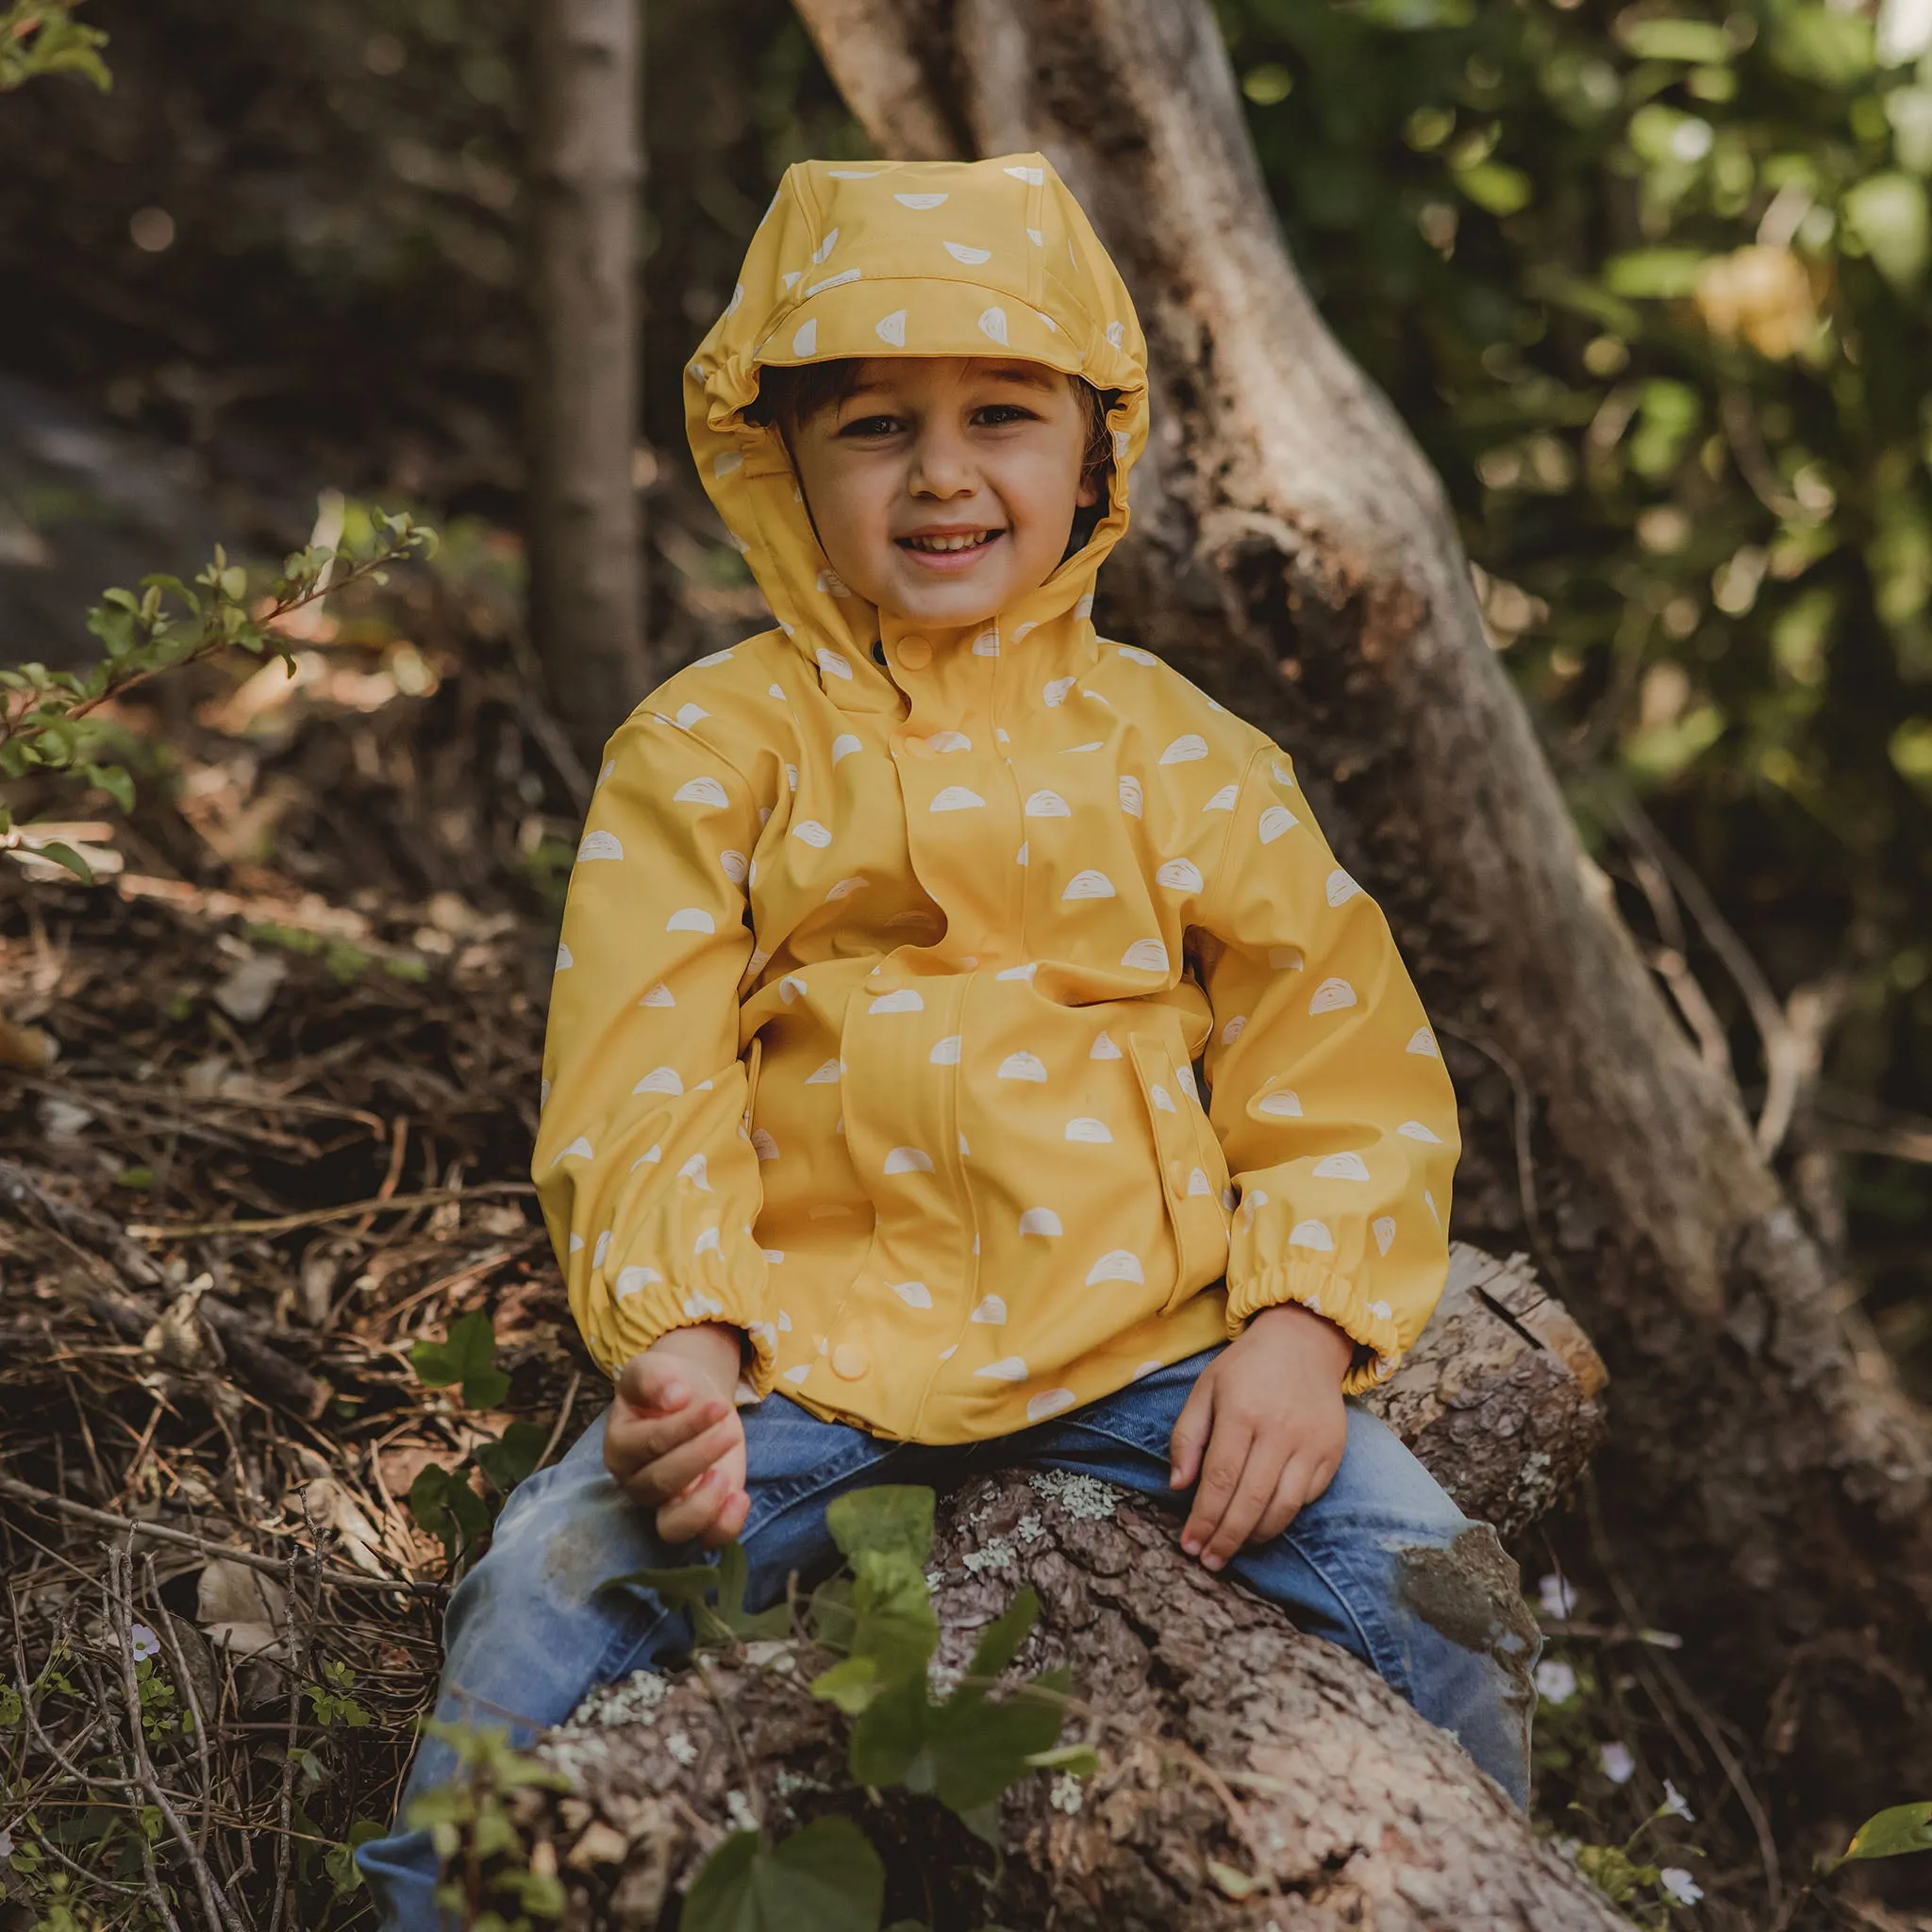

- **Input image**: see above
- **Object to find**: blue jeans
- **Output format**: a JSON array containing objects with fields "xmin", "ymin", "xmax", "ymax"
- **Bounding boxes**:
[{"xmin": 358, "ymin": 1349, "xmax": 1536, "ymax": 1925}]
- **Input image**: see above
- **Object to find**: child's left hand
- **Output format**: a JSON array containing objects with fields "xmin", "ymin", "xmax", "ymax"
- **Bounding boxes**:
[{"xmin": 1168, "ymin": 1301, "xmax": 1355, "ymax": 1571}]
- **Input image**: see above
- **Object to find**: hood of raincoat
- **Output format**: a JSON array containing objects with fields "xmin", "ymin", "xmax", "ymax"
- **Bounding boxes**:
[{"xmin": 683, "ymin": 153, "xmax": 1148, "ymax": 670}]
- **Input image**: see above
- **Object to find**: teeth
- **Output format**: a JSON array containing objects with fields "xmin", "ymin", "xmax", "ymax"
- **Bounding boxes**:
[{"xmin": 906, "ymin": 532, "xmax": 995, "ymax": 552}]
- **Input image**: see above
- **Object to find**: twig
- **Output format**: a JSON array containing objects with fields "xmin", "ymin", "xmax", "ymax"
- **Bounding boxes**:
[
  {"xmin": 1607, "ymin": 791, "xmax": 1815, "ymax": 1161},
  {"xmin": 0, "ymin": 1474, "xmax": 447, "ymax": 1597},
  {"xmin": 269, "ymin": 1553, "xmax": 305, "ymax": 1932},
  {"xmin": 1434, "ymin": 1020, "xmax": 1546, "ymax": 1259},
  {"xmin": 125, "ymin": 1180, "xmax": 536, "ymax": 1241},
  {"xmin": 108, "ymin": 1540, "xmax": 250, "ymax": 1932},
  {"xmin": 536, "ymin": 1369, "xmax": 584, "ymax": 1474},
  {"xmin": 146, "ymin": 1556, "xmax": 218, "ymax": 1870}
]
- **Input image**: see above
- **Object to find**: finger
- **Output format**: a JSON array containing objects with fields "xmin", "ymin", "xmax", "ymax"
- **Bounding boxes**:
[
  {"xmin": 615, "ymin": 1351, "xmax": 693, "ymax": 1417},
  {"xmin": 1168, "ymin": 1372, "xmax": 1217, "ymax": 1490},
  {"xmin": 617, "ymin": 1413, "xmax": 742, "ymax": 1506},
  {"xmin": 1250, "ymin": 1456, "xmax": 1317, "ymax": 1547},
  {"xmin": 696, "ymin": 1485, "xmax": 751, "ymax": 1551},
  {"xmin": 655, "ymin": 1463, "xmax": 737, "ymax": 1545},
  {"xmin": 606, "ymin": 1394, "xmax": 728, "ymax": 1478},
  {"xmin": 1180, "ymin": 1415, "xmax": 1252, "ymax": 1557},
  {"xmin": 1202, "ymin": 1440, "xmax": 1289, "ymax": 1571}
]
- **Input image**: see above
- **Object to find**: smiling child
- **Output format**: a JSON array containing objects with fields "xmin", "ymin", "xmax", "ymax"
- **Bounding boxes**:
[{"xmin": 358, "ymin": 153, "xmax": 1540, "ymax": 1927}]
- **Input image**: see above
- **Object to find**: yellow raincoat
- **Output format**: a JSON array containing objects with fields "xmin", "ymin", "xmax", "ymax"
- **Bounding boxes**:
[{"xmin": 533, "ymin": 154, "xmax": 1460, "ymax": 1441}]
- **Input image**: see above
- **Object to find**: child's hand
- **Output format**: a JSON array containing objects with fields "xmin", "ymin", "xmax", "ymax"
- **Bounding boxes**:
[
  {"xmin": 1167, "ymin": 1302, "xmax": 1355, "ymax": 1571},
  {"xmin": 605, "ymin": 1324, "xmax": 750, "ymax": 1549}
]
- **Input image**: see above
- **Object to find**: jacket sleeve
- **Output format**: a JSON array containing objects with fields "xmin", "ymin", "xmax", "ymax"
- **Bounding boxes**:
[
  {"xmin": 531, "ymin": 706, "xmax": 776, "ymax": 1391},
  {"xmin": 1195, "ymin": 742, "xmax": 1460, "ymax": 1393}
]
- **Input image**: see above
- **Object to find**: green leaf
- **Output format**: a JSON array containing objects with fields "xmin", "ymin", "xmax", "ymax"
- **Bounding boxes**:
[
  {"xmin": 409, "ymin": 1309, "xmax": 510, "ymax": 1408},
  {"xmin": 32, "ymin": 841, "xmax": 94, "ymax": 885},
  {"xmin": 1617, "ymin": 18, "xmax": 1733, "ymax": 63},
  {"xmin": 824, "ymin": 1486, "xmax": 934, "ymax": 1565},
  {"xmin": 83, "ymin": 761, "xmax": 135, "ymax": 812},
  {"xmin": 1843, "ymin": 171, "xmax": 1930, "ymax": 289},
  {"xmin": 684, "ymin": 1819, "xmax": 885, "ymax": 1932},
  {"xmin": 1456, "ymin": 161, "xmax": 1533, "ymax": 216},
  {"xmin": 810, "ymin": 1655, "xmax": 882, "ymax": 1715},
  {"xmin": 844, "ymin": 1547, "xmax": 939, "ymax": 1680},
  {"xmin": 1840, "ymin": 1801, "xmax": 1932, "ymax": 1862},
  {"xmin": 325, "ymin": 1820, "xmax": 385, "ymax": 1896},
  {"xmin": 1023, "ymin": 1741, "xmax": 1100, "ymax": 1776},
  {"xmin": 846, "ymin": 1670, "xmax": 929, "ymax": 1790},
  {"xmin": 966, "ymin": 1588, "xmax": 1039, "ymax": 1685},
  {"xmin": 407, "ymin": 1464, "xmax": 490, "ymax": 1566},
  {"xmin": 1603, "ymin": 248, "xmax": 1707, "ymax": 298},
  {"xmin": 926, "ymin": 1671, "xmax": 1068, "ymax": 1815},
  {"xmin": 473, "ymin": 1420, "xmax": 549, "ymax": 1494}
]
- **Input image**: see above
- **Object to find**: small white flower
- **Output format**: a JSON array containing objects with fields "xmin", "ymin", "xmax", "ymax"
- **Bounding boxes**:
[
  {"xmin": 1661, "ymin": 1777, "xmax": 1695, "ymax": 1822},
  {"xmin": 1551, "ymin": 1834, "xmax": 1582, "ymax": 1864},
  {"xmin": 0, "ymin": 1826, "xmax": 13, "ymax": 1860},
  {"xmin": 1538, "ymin": 1571, "xmax": 1578, "ymax": 1620},
  {"xmin": 1535, "ymin": 1659, "xmax": 1578, "ymax": 1707},
  {"xmin": 1598, "ymin": 1740, "xmax": 1636, "ymax": 1785},
  {"xmin": 129, "ymin": 1623, "xmax": 161, "ymax": 1663},
  {"xmin": 1659, "ymin": 1866, "xmax": 1703, "ymax": 1906}
]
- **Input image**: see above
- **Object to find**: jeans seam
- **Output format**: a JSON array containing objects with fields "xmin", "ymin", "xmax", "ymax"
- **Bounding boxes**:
[{"xmin": 1273, "ymin": 1529, "xmax": 1417, "ymax": 1706}]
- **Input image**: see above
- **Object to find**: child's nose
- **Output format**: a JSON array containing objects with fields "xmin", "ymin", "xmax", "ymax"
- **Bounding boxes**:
[{"xmin": 908, "ymin": 430, "xmax": 978, "ymax": 495}]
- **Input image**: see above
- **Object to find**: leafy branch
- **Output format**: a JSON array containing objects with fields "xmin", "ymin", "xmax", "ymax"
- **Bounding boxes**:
[
  {"xmin": 611, "ymin": 1485, "xmax": 1086, "ymax": 1932},
  {"xmin": 0, "ymin": 0, "xmax": 108, "ymax": 92},
  {"xmin": 0, "ymin": 509, "xmax": 436, "ymax": 878}
]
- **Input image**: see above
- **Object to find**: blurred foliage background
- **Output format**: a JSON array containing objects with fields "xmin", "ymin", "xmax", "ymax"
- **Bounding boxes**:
[{"xmin": 0, "ymin": 0, "xmax": 1925, "ymax": 1389}]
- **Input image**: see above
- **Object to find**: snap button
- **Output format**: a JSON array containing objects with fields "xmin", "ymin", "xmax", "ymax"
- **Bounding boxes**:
[
  {"xmin": 895, "ymin": 637, "xmax": 932, "ymax": 670},
  {"xmin": 1167, "ymin": 1158, "xmax": 1184, "ymax": 1191},
  {"xmin": 831, "ymin": 1341, "xmax": 871, "ymax": 1380}
]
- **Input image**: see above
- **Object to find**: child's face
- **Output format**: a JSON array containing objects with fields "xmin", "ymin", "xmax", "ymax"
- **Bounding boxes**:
[{"xmin": 783, "ymin": 356, "xmax": 1102, "ymax": 632}]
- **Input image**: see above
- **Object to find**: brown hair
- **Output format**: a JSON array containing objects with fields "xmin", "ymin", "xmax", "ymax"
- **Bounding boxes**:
[{"xmin": 747, "ymin": 358, "xmax": 1116, "ymax": 507}]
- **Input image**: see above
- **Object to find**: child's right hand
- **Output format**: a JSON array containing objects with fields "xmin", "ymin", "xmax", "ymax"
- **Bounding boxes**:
[{"xmin": 605, "ymin": 1324, "xmax": 750, "ymax": 1549}]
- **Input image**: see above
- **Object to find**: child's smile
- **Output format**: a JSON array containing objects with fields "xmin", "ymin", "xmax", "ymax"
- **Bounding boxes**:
[{"xmin": 896, "ymin": 521, "xmax": 1007, "ymax": 570}]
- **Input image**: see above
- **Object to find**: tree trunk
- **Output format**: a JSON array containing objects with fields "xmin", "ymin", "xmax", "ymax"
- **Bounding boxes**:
[
  {"xmin": 517, "ymin": 1264, "xmax": 1613, "ymax": 1929},
  {"xmin": 789, "ymin": 0, "xmax": 1932, "ymax": 1850},
  {"xmin": 526, "ymin": 0, "xmax": 646, "ymax": 767}
]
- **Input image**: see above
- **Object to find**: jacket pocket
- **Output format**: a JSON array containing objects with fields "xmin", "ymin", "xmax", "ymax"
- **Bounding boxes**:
[{"xmin": 1127, "ymin": 1030, "xmax": 1231, "ymax": 1315}]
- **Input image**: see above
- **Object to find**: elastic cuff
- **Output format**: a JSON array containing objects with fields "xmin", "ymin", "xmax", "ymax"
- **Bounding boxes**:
[
  {"xmin": 591, "ymin": 1266, "xmax": 776, "ymax": 1394},
  {"xmin": 1224, "ymin": 1257, "xmax": 1404, "ymax": 1395}
]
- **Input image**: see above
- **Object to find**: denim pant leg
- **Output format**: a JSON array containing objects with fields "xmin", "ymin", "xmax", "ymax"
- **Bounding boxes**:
[
  {"xmin": 356, "ymin": 1395, "xmax": 911, "ymax": 1932},
  {"xmin": 1019, "ymin": 1349, "xmax": 1540, "ymax": 1807}
]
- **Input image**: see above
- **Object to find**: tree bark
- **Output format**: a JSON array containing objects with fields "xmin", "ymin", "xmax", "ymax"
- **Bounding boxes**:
[
  {"xmin": 514, "ymin": 1257, "xmax": 1607, "ymax": 1928},
  {"xmin": 789, "ymin": 0, "xmax": 1932, "ymax": 1844},
  {"xmin": 523, "ymin": 1467, "xmax": 1624, "ymax": 1930},
  {"xmin": 526, "ymin": 0, "xmax": 647, "ymax": 767}
]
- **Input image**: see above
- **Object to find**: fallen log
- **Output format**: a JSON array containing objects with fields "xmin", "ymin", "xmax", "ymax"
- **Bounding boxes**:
[
  {"xmin": 521, "ymin": 1472, "xmax": 1618, "ymax": 1929},
  {"xmin": 504, "ymin": 1248, "xmax": 1607, "ymax": 1927}
]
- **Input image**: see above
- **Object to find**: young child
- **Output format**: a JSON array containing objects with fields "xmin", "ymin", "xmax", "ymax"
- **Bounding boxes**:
[{"xmin": 359, "ymin": 152, "xmax": 1536, "ymax": 1926}]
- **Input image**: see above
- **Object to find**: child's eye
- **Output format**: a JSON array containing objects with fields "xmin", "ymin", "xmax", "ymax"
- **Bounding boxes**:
[
  {"xmin": 839, "ymin": 414, "xmax": 901, "ymax": 438},
  {"xmin": 976, "ymin": 405, "xmax": 1035, "ymax": 425}
]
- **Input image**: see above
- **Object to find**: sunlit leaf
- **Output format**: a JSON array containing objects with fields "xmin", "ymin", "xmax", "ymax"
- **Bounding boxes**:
[
  {"xmin": 1841, "ymin": 1802, "xmax": 1932, "ymax": 1861},
  {"xmin": 1843, "ymin": 171, "xmax": 1930, "ymax": 288}
]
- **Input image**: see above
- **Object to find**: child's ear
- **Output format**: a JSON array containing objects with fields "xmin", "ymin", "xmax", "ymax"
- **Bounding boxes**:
[{"xmin": 1075, "ymin": 461, "xmax": 1105, "ymax": 510}]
